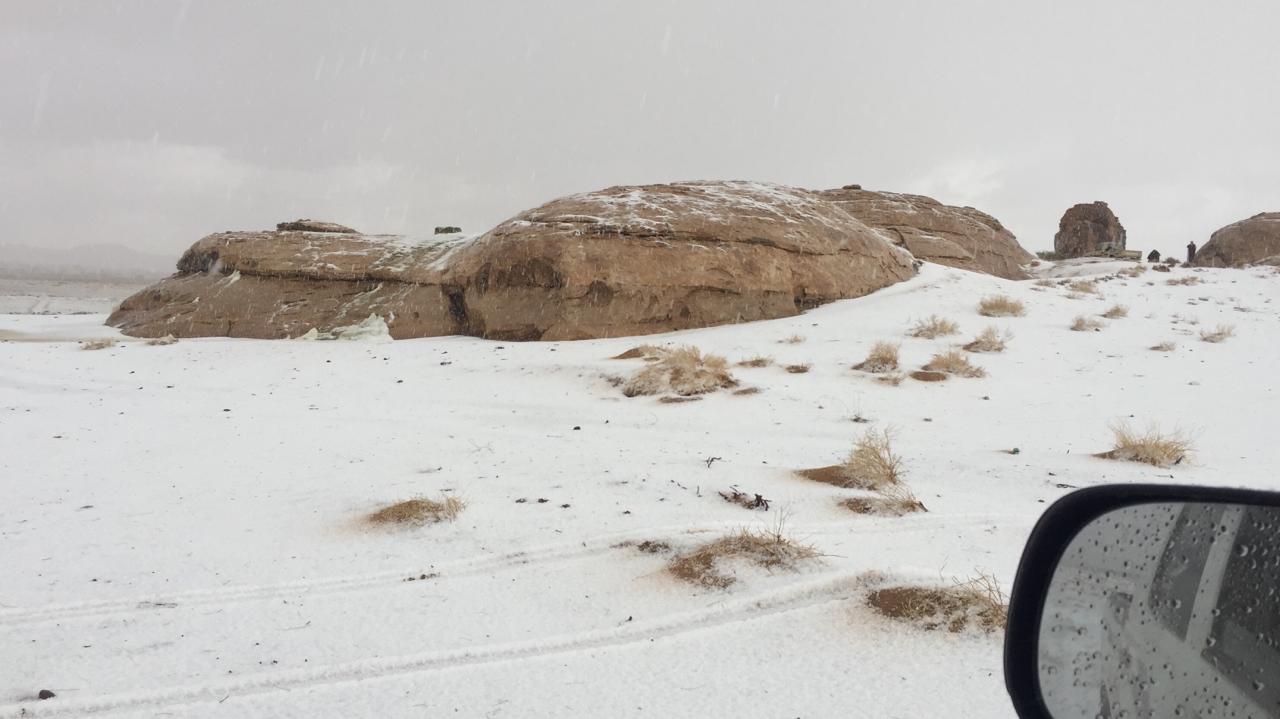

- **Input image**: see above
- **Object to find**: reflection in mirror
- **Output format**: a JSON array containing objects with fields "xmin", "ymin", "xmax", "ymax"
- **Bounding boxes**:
[{"xmin": 1039, "ymin": 502, "xmax": 1280, "ymax": 719}]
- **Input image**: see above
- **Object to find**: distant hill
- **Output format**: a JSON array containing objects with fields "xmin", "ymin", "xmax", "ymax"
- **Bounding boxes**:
[{"xmin": 0, "ymin": 243, "xmax": 174, "ymax": 282}]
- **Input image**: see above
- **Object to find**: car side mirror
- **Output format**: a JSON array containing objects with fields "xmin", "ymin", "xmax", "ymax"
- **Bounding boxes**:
[{"xmin": 1004, "ymin": 484, "xmax": 1280, "ymax": 719}]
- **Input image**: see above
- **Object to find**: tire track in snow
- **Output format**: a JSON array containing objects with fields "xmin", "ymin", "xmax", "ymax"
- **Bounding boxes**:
[
  {"xmin": 0, "ymin": 571, "xmax": 879, "ymax": 718},
  {"xmin": 0, "ymin": 513, "xmax": 1024, "ymax": 627}
]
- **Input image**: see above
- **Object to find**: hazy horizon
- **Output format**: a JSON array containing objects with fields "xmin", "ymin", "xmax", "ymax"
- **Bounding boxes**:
[{"xmin": 3, "ymin": 0, "xmax": 1278, "ymax": 264}]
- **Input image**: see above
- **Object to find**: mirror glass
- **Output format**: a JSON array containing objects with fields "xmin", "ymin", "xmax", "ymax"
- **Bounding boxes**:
[{"xmin": 1038, "ymin": 502, "xmax": 1280, "ymax": 718}]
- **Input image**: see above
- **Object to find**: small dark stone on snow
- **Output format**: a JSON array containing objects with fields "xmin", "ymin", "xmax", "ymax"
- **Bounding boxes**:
[
  {"xmin": 572, "ymin": 426, "xmax": 581, "ymax": 430},
  {"xmin": 536, "ymin": 498, "xmax": 549, "ymax": 503},
  {"xmin": 515, "ymin": 498, "xmax": 527, "ymax": 503},
  {"xmin": 560, "ymin": 503, "xmax": 571, "ymax": 508},
  {"xmin": 38, "ymin": 689, "xmax": 55, "ymax": 700}
]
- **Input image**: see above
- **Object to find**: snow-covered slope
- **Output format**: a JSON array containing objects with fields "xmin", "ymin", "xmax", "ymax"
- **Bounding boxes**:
[{"xmin": 2, "ymin": 261, "xmax": 1277, "ymax": 717}]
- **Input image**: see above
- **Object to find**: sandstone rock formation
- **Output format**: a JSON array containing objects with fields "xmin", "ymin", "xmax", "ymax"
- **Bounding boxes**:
[
  {"xmin": 1191, "ymin": 212, "xmax": 1280, "ymax": 268},
  {"xmin": 818, "ymin": 188, "xmax": 1033, "ymax": 280},
  {"xmin": 108, "ymin": 181, "xmax": 918, "ymax": 341},
  {"xmin": 275, "ymin": 219, "xmax": 357, "ymax": 233},
  {"xmin": 1053, "ymin": 202, "xmax": 1127, "ymax": 258}
]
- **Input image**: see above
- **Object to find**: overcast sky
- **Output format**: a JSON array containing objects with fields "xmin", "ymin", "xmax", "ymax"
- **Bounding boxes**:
[{"xmin": 2, "ymin": 0, "xmax": 1277, "ymax": 263}]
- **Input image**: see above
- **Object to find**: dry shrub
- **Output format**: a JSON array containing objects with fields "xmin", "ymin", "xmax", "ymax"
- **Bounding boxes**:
[
  {"xmin": 658, "ymin": 396, "xmax": 702, "ymax": 404},
  {"xmin": 718, "ymin": 487, "xmax": 771, "ymax": 511},
  {"xmin": 367, "ymin": 495, "xmax": 466, "ymax": 527},
  {"xmin": 80, "ymin": 339, "xmax": 117, "ymax": 351},
  {"xmin": 1120, "ymin": 265, "xmax": 1147, "ymax": 277},
  {"xmin": 867, "ymin": 574, "xmax": 1007, "ymax": 633},
  {"xmin": 1068, "ymin": 280, "xmax": 1099, "ymax": 295},
  {"xmin": 1033, "ymin": 279, "xmax": 1056, "ymax": 288},
  {"xmin": 853, "ymin": 342, "xmax": 900, "ymax": 373},
  {"xmin": 1097, "ymin": 422, "xmax": 1192, "ymax": 467},
  {"xmin": 146, "ymin": 335, "xmax": 178, "ymax": 346},
  {"xmin": 907, "ymin": 315, "xmax": 959, "ymax": 339},
  {"xmin": 799, "ymin": 428, "xmax": 904, "ymax": 491},
  {"xmin": 611, "ymin": 344, "xmax": 666, "ymax": 360},
  {"xmin": 778, "ymin": 334, "xmax": 806, "ymax": 345},
  {"xmin": 841, "ymin": 486, "xmax": 927, "ymax": 517},
  {"xmin": 622, "ymin": 346, "xmax": 738, "ymax": 397},
  {"xmin": 1167, "ymin": 276, "xmax": 1201, "ymax": 286},
  {"xmin": 1149, "ymin": 341, "xmax": 1177, "ymax": 352},
  {"xmin": 1070, "ymin": 315, "xmax": 1104, "ymax": 332},
  {"xmin": 732, "ymin": 387, "xmax": 762, "ymax": 396},
  {"xmin": 963, "ymin": 326, "xmax": 1009, "ymax": 353},
  {"xmin": 1153, "ymin": 264, "xmax": 1171, "ymax": 273},
  {"xmin": 1199, "ymin": 325, "xmax": 1235, "ymax": 343},
  {"xmin": 909, "ymin": 370, "xmax": 948, "ymax": 382},
  {"xmin": 785, "ymin": 363, "xmax": 811, "ymax": 374},
  {"xmin": 1101, "ymin": 304, "xmax": 1129, "ymax": 319},
  {"xmin": 978, "ymin": 295, "xmax": 1025, "ymax": 317},
  {"xmin": 736, "ymin": 356, "xmax": 773, "ymax": 368},
  {"xmin": 922, "ymin": 350, "xmax": 986, "ymax": 378},
  {"xmin": 668, "ymin": 526, "xmax": 820, "ymax": 588},
  {"xmin": 875, "ymin": 372, "xmax": 905, "ymax": 387}
]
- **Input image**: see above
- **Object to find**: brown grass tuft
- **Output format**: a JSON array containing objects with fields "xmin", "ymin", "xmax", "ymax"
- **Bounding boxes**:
[
  {"xmin": 367, "ymin": 495, "xmax": 466, "ymax": 527},
  {"xmin": 658, "ymin": 396, "xmax": 702, "ymax": 404},
  {"xmin": 1033, "ymin": 278, "xmax": 1056, "ymax": 288},
  {"xmin": 978, "ymin": 295, "xmax": 1025, "ymax": 317},
  {"xmin": 778, "ymin": 334, "xmax": 806, "ymax": 345},
  {"xmin": 867, "ymin": 574, "xmax": 1007, "ymax": 633},
  {"xmin": 841, "ymin": 486, "xmax": 927, "ymax": 517},
  {"xmin": 1070, "ymin": 315, "xmax": 1104, "ymax": 332},
  {"xmin": 623, "ymin": 346, "xmax": 738, "ymax": 397},
  {"xmin": 736, "ymin": 356, "xmax": 773, "ymax": 368},
  {"xmin": 799, "ymin": 428, "xmax": 904, "ymax": 491},
  {"xmin": 1097, "ymin": 421, "xmax": 1192, "ymax": 467},
  {"xmin": 1167, "ymin": 275, "xmax": 1201, "ymax": 286},
  {"xmin": 1101, "ymin": 304, "xmax": 1129, "ymax": 319},
  {"xmin": 853, "ymin": 341, "xmax": 900, "ymax": 373},
  {"xmin": 1149, "ymin": 341, "xmax": 1177, "ymax": 352},
  {"xmin": 80, "ymin": 339, "xmax": 117, "ymax": 351},
  {"xmin": 611, "ymin": 344, "xmax": 666, "ymax": 360},
  {"xmin": 784, "ymin": 363, "xmax": 811, "ymax": 374},
  {"xmin": 875, "ymin": 372, "xmax": 905, "ymax": 386},
  {"xmin": 732, "ymin": 387, "xmax": 762, "ymax": 396},
  {"xmin": 922, "ymin": 350, "xmax": 986, "ymax": 378},
  {"xmin": 146, "ymin": 335, "xmax": 178, "ymax": 346},
  {"xmin": 963, "ymin": 326, "xmax": 1010, "ymax": 353},
  {"xmin": 1199, "ymin": 325, "xmax": 1235, "ymax": 343},
  {"xmin": 668, "ymin": 526, "xmax": 820, "ymax": 588},
  {"xmin": 907, "ymin": 315, "xmax": 960, "ymax": 339},
  {"xmin": 909, "ymin": 370, "xmax": 948, "ymax": 382},
  {"xmin": 1067, "ymin": 280, "xmax": 1099, "ymax": 295}
]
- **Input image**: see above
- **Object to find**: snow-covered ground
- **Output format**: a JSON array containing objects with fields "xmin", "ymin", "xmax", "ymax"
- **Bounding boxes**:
[{"xmin": 2, "ymin": 261, "xmax": 1278, "ymax": 718}]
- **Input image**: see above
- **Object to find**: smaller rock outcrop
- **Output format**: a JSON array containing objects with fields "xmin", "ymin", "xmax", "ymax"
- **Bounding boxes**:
[
  {"xmin": 275, "ymin": 219, "xmax": 358, "ymax": 233},
  {"xmin": 817, "ymin": 187, "xmax": 1034, "ymax": 280},
  {"xmin": 434, "ymin": 226, "xmax": 462, "ymax": 235},
  {"xmin": 1054, "ymin": 202, "xmax": 1126, "ymax": 258},
  {"xmin": 1192, "ymin": 212, "xmax": 1280, "ymax": 268}
]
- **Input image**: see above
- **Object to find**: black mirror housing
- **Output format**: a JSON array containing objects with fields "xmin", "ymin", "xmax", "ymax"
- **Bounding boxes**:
[{"xmin": 1004, "ymin": 483, "xmax": 1280, "ymax": 719}]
